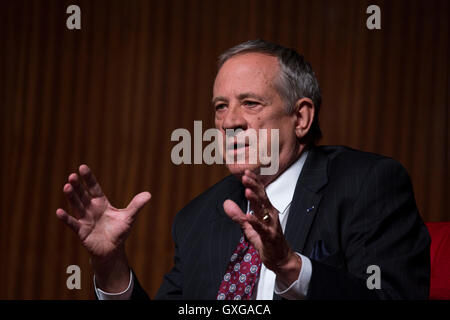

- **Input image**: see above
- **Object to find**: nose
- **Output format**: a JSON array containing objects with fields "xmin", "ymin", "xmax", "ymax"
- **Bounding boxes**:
[{"xmin": 221, "ymin": 104, "xmax": 247, "ymax": 132}]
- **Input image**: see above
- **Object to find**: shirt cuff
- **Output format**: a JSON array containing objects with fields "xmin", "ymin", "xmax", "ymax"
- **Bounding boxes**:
[
  {"xmin": 274, "ymin": 253, "xmax": 312, "ymax": 299},
  {"xmin": 94, "ymin": 270, "xmax": 134, "ymax": 300}
]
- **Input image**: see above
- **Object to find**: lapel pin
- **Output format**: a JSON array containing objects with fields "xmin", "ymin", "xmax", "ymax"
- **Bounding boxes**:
[{"xmin": 306, "ymin": 205, "xmax": 315, "ymax": 213}]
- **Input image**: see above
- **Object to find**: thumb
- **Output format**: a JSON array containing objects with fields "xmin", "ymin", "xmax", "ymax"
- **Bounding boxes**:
[
  {"xmin": 223, "ymin": 199, "xmax": 246, "ymax": 226},
  {"xmin": 224, "ymin": 200, "xmax": 260, "ymax": 247},
  {"xmin": 126, "ymin": 191, "xmax": 152, "ymax": 214}
]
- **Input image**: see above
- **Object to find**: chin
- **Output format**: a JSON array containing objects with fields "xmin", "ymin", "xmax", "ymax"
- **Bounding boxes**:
[{"xmin": 225, "ymin": 163, "xmax": 261, "ymax": 177}]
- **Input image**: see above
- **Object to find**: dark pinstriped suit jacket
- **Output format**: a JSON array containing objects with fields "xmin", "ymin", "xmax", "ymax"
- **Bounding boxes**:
[{"xmin": 130, "ymin": 146, "xmax": 430, "ymax": 300}]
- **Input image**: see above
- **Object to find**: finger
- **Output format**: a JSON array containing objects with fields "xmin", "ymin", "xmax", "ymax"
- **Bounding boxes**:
[
  {"xmin": 126, "ymin": 192, "xmax": 152, "ymax": 216},
  {"xmin": 244, "ymin": 186, "xmax": 273, "ymax": 223},
  {"xmin": 223, "ymin": 199, "xmax": 248, "ymax": 227},
  {"xmin": 243, "ymin": 171, "xmax": 276, "ymax": 222},
  {"xmin": 247, "ymin": 213, "xmax": 271, "ymax": 236},
  {"xmin": 56, "ymin": 208, "xmax": 80, "ymax": 234},
  {"xmin": 242, "ymin": 171, "xmax": 266, "ymax": 199},
  {"xmin": 79, "ymin": 164, "xmax": 104, "ymax": 198},
  {"xmin": 244, "ymin": 169, "xmax": 258, "ymax": 180},
  {"xmin": 244, "ymin": 170, "xmax": 264, "ymax": 191},
  {"xmin": 63, "ymin": 183, "xmax": 85, "ymax": 218},
  {"xmin": 245, "ymin": 187, "xmax": 264, "ymax": 220},
  {"xmin": 223, "ymin": 200, "xmax": 262, "ymax": 247},
  {"xmin": 242, "ymin": 173, "xmax": 270, "ymax": 211},
  {"xmin": 68, "ymin": 173, "xmax": 91, "ymax": 206}
]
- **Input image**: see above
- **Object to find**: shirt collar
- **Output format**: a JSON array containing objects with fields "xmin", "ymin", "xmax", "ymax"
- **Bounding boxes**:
[{"xmin": 265, "ymin": 150, "xmax": 309, "ymax": 214}]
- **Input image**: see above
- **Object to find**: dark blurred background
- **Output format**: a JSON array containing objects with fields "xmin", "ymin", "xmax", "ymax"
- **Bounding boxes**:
[{"xmin": 0, "ymin": 0, "xmax": 448, "ymax": 299}]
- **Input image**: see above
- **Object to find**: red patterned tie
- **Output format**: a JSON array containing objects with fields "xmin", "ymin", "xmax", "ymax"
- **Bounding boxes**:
[{"xmin": 217, "ymin": 235, "xmax": 261, "ymax": 300}]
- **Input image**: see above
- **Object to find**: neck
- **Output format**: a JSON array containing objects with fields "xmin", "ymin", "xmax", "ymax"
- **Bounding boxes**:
[{"xmin": 258, "ymin": 144, "xmax": 307, "ymax": 187}]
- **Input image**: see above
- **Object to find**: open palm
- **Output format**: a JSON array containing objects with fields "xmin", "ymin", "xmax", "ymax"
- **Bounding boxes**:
[{"xmin": 56, "ymin": 165, "xmax": 151, "ymax": 259}]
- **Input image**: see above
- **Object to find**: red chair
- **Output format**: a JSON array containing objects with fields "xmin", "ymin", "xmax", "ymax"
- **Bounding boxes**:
[{"xmin": 426, "ymin": 222, "xmax": 450, "ymax": 299}]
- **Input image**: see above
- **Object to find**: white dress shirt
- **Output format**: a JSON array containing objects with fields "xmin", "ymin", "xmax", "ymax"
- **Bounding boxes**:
[
  {"xmin": 254, "ymin": 150, "xmax": 311, "ymax": 299},
  {"xmin": 95, "ymin": 151, "xmax": 312, "ymax": 300}
]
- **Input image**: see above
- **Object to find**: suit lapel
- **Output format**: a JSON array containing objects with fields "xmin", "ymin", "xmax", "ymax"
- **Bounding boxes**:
[
  {"xmin": 275, "ymin": 183, "xmax": 323, "ymax": 301},
  {"xmin": 284, "ymin": 147, "xmax": 329, "ymax": 255},
  {"xmin": 284, "ymin": 185, "xmax": 323, "ymax": 254}
]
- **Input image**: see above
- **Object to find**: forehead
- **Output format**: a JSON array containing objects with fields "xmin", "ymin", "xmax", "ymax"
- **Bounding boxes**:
[{"xmin": 213, "ymin": 52, "xmax": 280, "ymax": 97}]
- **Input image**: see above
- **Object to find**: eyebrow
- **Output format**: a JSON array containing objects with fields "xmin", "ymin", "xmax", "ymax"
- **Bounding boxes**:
[
  {"xmin": 211, "ymin": 92, "xmax": 269, "ymax": 105},
  {"xmin": 211, "ymin": 96, "xmax": 228, "ymax": 105}
]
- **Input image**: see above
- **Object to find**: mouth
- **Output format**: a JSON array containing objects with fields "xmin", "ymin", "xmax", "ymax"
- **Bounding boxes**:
[{"xmin": 226, "ymin": 141, "xmax": 250, "ymax": 151}]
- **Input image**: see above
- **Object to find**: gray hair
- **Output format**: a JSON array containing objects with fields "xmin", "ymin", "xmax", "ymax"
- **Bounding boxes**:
[{"xmin": 218, "ymin": 39, "xmax": 322, "ymax": 144}]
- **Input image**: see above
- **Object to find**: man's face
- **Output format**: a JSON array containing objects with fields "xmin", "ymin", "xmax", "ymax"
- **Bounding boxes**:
[{"xmin": 213, "ymin": 52, "xmax": 300, "ymax": 181}]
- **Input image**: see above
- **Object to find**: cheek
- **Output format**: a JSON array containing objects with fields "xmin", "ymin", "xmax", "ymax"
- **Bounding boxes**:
[
  {"xmin": 277, "ymin": 125, "xmax": 297, "ymax": 148},
  {"xmin": 214, "ymin": 118, "xmax": 222, "ymax": 129}
]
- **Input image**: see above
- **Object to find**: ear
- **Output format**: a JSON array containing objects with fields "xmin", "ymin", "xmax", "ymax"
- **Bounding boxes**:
[{"xmin": 293, "ymin": 98, "xmax": 315, "ymax": 140}]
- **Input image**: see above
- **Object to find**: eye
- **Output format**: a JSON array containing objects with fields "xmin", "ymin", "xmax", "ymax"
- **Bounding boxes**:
[
  {"xmin": 243, "ymin": 100, "xmax": 259, "ymax": 107},
  {"xmin": 215, "ymin": 103, "xmax": 227, "ymax": 111}
]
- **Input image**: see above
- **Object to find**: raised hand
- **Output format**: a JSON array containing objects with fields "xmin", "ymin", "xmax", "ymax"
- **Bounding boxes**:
[
  {"xmin": 56, "ymin": 164, "xmax": 151, "ymax": 259},
  {"xmin": 223, "ymin": 170, "xmax": 301, "ymax": 286},
  {"xmin": 56, "ymin": 164, "xmax": 151, "ymax": 292}
]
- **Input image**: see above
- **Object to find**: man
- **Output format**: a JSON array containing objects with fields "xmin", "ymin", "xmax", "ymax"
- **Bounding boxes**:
[{"xmin": 56, "ymin": 39, "xmax": 430, "ymax": 300}]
